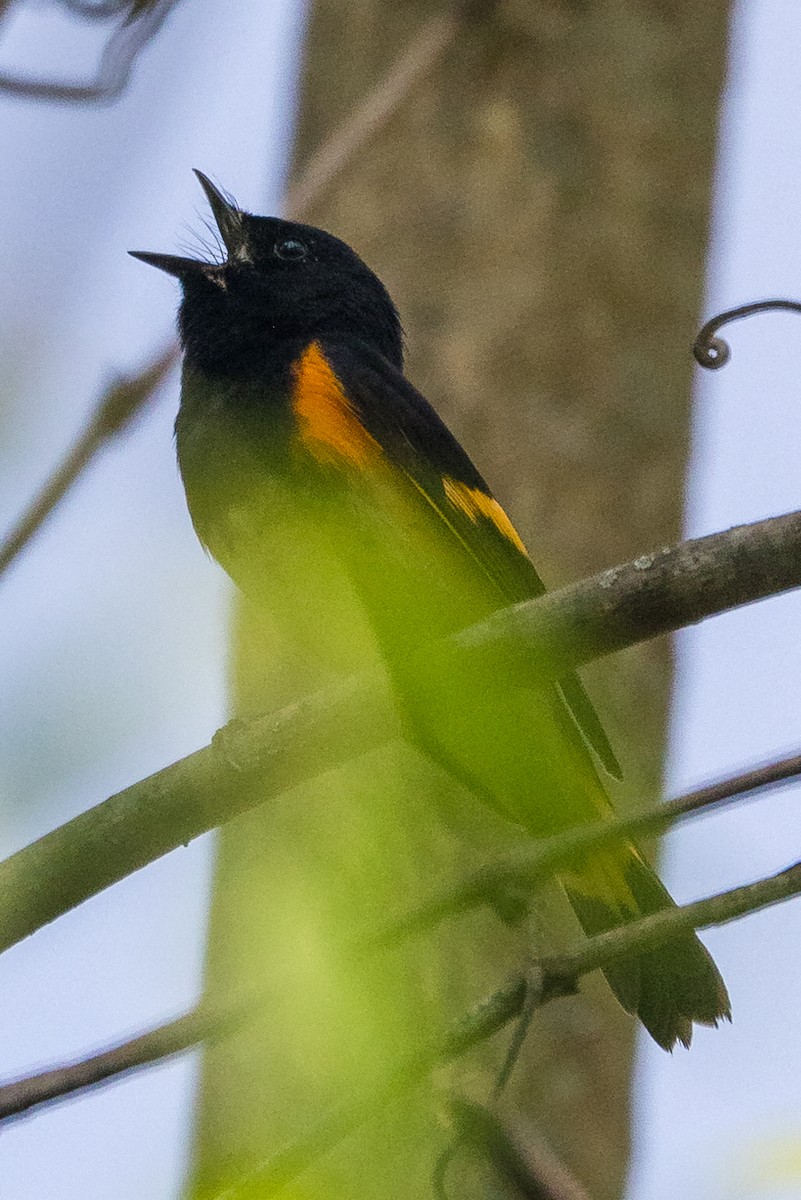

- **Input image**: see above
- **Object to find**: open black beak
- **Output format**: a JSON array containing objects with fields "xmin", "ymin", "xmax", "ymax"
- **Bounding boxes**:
[
  {"xmin": 128, "ymin": 249, "xmax": 210, "ymax": 278},
  {"xmin": 192, "ymin": 169, "xmax": 245, "ymax": 257},
  {"xmin": 129, "ymin": 170, "xmax": 245, "ymax": 278}
]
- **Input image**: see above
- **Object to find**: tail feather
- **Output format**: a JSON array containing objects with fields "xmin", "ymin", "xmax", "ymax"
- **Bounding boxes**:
[{"xmin": 562, "ymin": 845, "xmax": 731, "ymax": 1050}]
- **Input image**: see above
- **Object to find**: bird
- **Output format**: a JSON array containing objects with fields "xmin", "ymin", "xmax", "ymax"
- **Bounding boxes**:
[{"xmin": 130, "ymin": 170, "xmax": 730, "ymax": 1050}]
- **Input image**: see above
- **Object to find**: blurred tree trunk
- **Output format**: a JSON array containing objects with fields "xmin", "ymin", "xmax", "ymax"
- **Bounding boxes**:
[{"xmin": 189, "ymin": 3, "xmax": 731, "ymax": 1198}]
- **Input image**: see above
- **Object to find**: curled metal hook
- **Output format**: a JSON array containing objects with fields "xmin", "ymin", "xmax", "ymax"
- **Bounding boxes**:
[{"xmin": 693, "ymin": 299, "xmax": 801, "ymax": 369}]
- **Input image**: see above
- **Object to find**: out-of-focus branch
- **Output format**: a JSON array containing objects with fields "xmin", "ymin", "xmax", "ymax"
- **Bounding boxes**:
[
  {"xmin": 2, "ymin": 0, "xmax": 452, "ymax": 109},
  {"xmin": 9, "ymin": 859, "xmax": 797, "ymax": 1180},
  {"xmin": 0, "ymin": 989, "xmax": 261, "ymax": 1123},
  {"xmin": 0, "ymin": 0, "xmax": 179, "ymax": 103},
  {"xmin": 0, "ymin": 345, "xmax": 177, "ymax": 577},
  {"xmin": 0, "ymin": 972, "xmax": 527, "ymax": 1131},
  {"xmin": 7, "ymin": 751, "xmax": 795, "ymax": 1123},
  {"xmin": 371, "ymin": 749, "xmax": 801, "ymax": 947},
  {"xmin": 1, "ymin": 510, "xmax": 801, "ymax": 959},
  {"xmin": 284, "ymin": 9, "xmax": 460, "ymax": 218},
  {"xmin": 209, "ymin": 858, "xmax": 801, "ymax": 1199},
  {"xmin": 61, "ymin": 1, "xmax": 132, "ymax": 20},
  {"xmin": 444, "ymin": 1097, "xmax": 594, "ymax": 1200}
]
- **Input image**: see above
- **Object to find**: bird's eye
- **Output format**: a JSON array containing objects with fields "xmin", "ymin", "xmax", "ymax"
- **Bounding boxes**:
[{"xmin": 274, "ymin": 238, "xmax": 308, "ymax": 262}]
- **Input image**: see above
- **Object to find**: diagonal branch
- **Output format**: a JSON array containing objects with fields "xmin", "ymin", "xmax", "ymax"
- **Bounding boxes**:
[
  {"xmin": 0, "ymin": 990, "xmax": 261, "ymax": 1124},
  {"xmin": 369, "ymin": 749, "xmax": 801, "ymax": 948},
  {"xmin": 284, "ymin": 8, "xmax": 460, "ymax": 217},
  {"xmin": 453, "ymin": 508, "xmax": 801, "ymax": 676},
  {"xmin": 197, "ymin": 857, "xmax": 801, "ymax": 1199},
  {"xmin": 0, "ymin": 346, "xmax": 177, "ymax": 576},
  {"xmin": 443, "ymin": 1097, "xmax": 594, "ymax": 1200},
  {"xmin": 1, "ymin": 509, "xmax": 801, "ymax": 960},
  {"xmin": 4, "ymin": 750, "xmax": 796, "ymax": 1131},
  {"xmin": 5, "ymin": 857, "xmax": 798, "ymax": 1178}
]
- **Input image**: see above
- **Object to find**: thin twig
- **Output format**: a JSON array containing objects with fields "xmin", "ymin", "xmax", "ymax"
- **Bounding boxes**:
[
  {"xmin": 694, "ymin": 298, "xmax": 801, "ymax": 369},
  {"xmin": 284, "ymin": 10, "xmax": 460, "ymax": 218},
  {"xmin": 0, "ymin": 0, "xmax": 180, "ymax": 103},
  {"xmin": 447, "ymin": 1097, "xmax": 594, "ymax": 1200},
  {"xmin": 369, "ymin": 750, "xmax": 801, "ymax": 948},
  {"xmin": 2, "ymin": 511, "xmax": 801, "ymax": 959},
  {"xmin": 217, "ymin": 859, "xmax": 801, "ymax": 1198},
  {"xmin": 61, "ymin": 0, "xmax": 132, "ymax": 20},
  {"xmin": 492, "ymin": 965, "xmax": 543, "ymax": 1100},
  {"xmin": 0, "ymin": 346, "xmax": 177, "ymax": 577},
  {"xmin": 0, "ymin": 990, "xmax": 261, "ymax": 1123},
  {"xmin": 9, "ymin": 860, "xmax": 793, "ymax": 1181},
  {"xmin": 563, "ymin": 859, "xmax": 801, "ymax": 976}
]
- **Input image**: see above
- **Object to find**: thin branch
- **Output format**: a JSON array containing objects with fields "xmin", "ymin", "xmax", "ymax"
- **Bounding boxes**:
[
  {"xmin": 0, "ymin": 0, "xmax": 180, "ymax": 103},
  {"xmin": 2, "ymin": 510, "xmax": 801, "ymax": 959},
  {"xmin": 369, "ymin": 750, "xmax": 801, "ymax": 948},
  {"xmin": 0, "ymin": 671, "xmax": 402, "ymax": 956},
  {"xmin": 0, "ymin": 970, "xmax": 527, "ymax": 1134},
  {"xmin": 453, "ymin": 508, "xmax": 801, "ymax": 678},
  {"xmin": 61, "ymin": 1, "xmax": 133, "ymax": 20},
  {"xmin": 565, "ymin": 859, "xmax": 801, "ymax": 976},
  {"xmin": 694, "ymin": 298, "xmax": 801, "ymax": 369},
  {"xmin": 11, "ymin": 860, "xmax": 794, "ymax": 1183},
  {"xmin": 214, "ymin": 858, "xmax": 801, "ymax": 1199},
  {"xmin": 0, "ymin": 345, "xmax": 177, "ymax": 577},
  {"xmin": 284, "ymin": 9, "xmax": 460, "ymax": 217},
  {"xmin": 0, "ymin": 991, "xmax": 261, "ymax": 1123},
  {"xmin": 446, "ymin": 1097, "xmax": 594, "ymax": 1200}
]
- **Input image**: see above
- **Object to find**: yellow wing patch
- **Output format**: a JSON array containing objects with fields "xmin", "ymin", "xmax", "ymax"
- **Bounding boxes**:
[
  {"xmin": 560, "ymin": 844, "xmax": 641, "ymax": 916},
  {"xmin": 442, "ymin": 477, "xmax": 527, "ymax": 555},
  {"xmin": 292, "ymin": 341, "xmax": 382, "ymax": 467}
]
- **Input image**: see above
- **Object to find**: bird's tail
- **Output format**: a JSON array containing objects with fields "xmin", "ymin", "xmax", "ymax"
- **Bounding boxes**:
[{"xmin": 561, "ymin": 843, "xmax": 731, "ymax": 1049}]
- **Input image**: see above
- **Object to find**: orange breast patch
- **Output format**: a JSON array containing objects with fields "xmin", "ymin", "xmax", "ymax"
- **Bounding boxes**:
[
  {"xmin": 442, "ymin": 477, "xmax": 527, "ymax": 554},
  {"xmin": 291, "ymin": 341, "xmax": 382, "ymax": 468}
]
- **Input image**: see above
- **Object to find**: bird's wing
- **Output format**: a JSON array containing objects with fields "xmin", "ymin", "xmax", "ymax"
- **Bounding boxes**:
[{"xmin": 318, "ymin": 341, "xmax": 621, "ymax": 779}]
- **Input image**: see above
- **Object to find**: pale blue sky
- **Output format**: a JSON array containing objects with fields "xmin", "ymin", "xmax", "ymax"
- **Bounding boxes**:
[
  {"xmin": 631, "ymin": 5, "xmax": 801, "ymax": 1199},
  {"xmin": 0, "ymin": 3, "xmax": 799, "ymax": 1199},
  {"xmin": 0, "ymin": 3, "xmax": 306, "ymax": 1196}
]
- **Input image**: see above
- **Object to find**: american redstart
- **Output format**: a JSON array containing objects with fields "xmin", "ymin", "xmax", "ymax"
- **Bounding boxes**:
[{"xmin": 131, "ymin": 171, "xmax": 729, "ymax": 1049}]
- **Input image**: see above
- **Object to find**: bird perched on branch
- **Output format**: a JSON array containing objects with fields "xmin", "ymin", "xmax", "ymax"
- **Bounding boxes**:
[{"xmin": 131, "ymin": 171, "xmax": 730, "ymax": 1050}]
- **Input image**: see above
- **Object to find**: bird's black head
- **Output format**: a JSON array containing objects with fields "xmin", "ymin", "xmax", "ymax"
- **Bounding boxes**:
[{"xmin": 130, "ymin": 171, "xmax": 404, "ymax": 379}]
